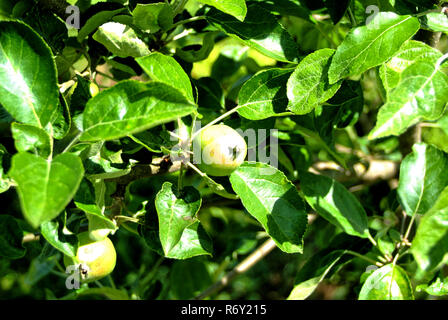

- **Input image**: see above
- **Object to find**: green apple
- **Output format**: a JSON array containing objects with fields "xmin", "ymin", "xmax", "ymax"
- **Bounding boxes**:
[
  {"xmin": 64, "ymin": 232, "xmax": 116, "ymax": 283},
  {"xmin": 194, "ymin": 124, "xmax": 247, "ymax": 176}
]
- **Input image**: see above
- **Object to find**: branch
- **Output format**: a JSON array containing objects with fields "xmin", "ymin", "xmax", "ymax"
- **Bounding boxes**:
[{"xmin": 106, "ymin": 157, "xmax": 182, "ymax": 186}]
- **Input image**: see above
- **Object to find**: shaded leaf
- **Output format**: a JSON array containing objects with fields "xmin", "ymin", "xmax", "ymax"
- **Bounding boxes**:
[
  {"xmin": 206, "ymin": 3, "xmax": 299, "ymax": 62},
  {"xmin": 0, "ymin": 215, "xmax": 26, "ymax": 259}
]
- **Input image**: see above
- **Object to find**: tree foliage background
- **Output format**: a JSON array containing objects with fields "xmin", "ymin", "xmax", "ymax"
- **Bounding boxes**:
[{"xmin": 0, "ymin": 0, "xmax": 448, "ymax": 300}]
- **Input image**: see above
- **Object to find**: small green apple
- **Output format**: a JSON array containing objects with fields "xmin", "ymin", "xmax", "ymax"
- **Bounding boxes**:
[
  {"xmin": 64, "ymin": 232, "xmax": 116, "ymax": 283},
  {"xmin": 194, "ymin": 124, "xmax": 247, "ymax": 176}
]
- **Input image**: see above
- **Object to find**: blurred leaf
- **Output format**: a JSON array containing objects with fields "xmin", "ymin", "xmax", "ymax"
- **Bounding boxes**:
[
  {"xmin": 77, "ymin": 287, "xmax": 130, "ymax": 300},
  {"xmin": 229, "ymin": 162, "xmax": 308, "ymax": 253},
  {"xmin": 0, "ymin": 215, "xmax": 26, "ymax": 259},
  {"xmin": 170, "ymin": 259, "xmax": 212, "ymax": 299}
]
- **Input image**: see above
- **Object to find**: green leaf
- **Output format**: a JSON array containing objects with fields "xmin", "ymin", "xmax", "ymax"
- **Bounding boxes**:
[
  {"xmin": 369, "ymin": 60, "xmax": 448, "ymax": 139},
  {"xmin": 206, "ymin": 3, "xmax": 299, "ymax": 62},
  {"xmin": 328, "ymin": 12, "xmax": 420, "ymax": 84},
  {"xmin": 155, "ymin": 182, "xmax": 202, "ymax": 256},
  {"xmin": 77, "ymin": 8, "xmax": 127, "ymax": 42},
  {"xmin": 397, "ymin": 143, "xmax": 448, "ymax": 216},
  {"xmin": 237, "ymin": 68, "xmax": 293, "ymax": 120},
  {"xmin": 287, "ymin": 49, "xmax": 342, "ymax": 115},
  {"xmin": 379, "ymin": 40, "xmax": 442, "ymax": 94},
  {"xmin": 0, "ymin": 215, "xmax": 26, "ymax": 259},
  {"xmin": 132, "ymin": 3, "xmax": 173, "ymax": 33},
  {"xmin": 164, "ymin": 221, "xmax": 213, "ymax": 259},
  {"xmin": 11, "ymin": 122, "xmax": 51, "ymax": 158},
  {"xmin": 411, "ymin": 187, "xmax": 448, "ymax": 273},
  {"xmin": 420, "ymin": 12, "xmax": 448, "ymax": 33},
  {"xmin": 80, "ymin": 80, "xmax": 196, "ymax": 142},
  {"xmin": 417, "ymin": 275, "xmax": 448, "ymax": 296},
  {"xmin": 198, "ymin": 0, "xmax": 247, "ymax": 21},
  {"xmin": 93, "ymin": 22, "xmax": 150, "ymax": 58},
  {"xmin": 300, "ymin": 171, "xmax": 370, "ymax": 238},
  {"xmin": 9, "ymin": 152, "xmax": 84, "ymax": 229},
  {"xmin": 229, "ymin": 162, "xmax": 308, "ymax": 253},
  {"xmin": 0, "ymin": 21, "xmax": 59, "ymax": 127},
  {"xmin": 136, "ymin": 53, "xmax": 194, "ymax": 103},
  {"xmin": 40, "ymin": 220, "xmax": 77, "ymax": 257},
  {"xmin": 359, "ymin": 264, "xmax": 414, "ymax": 300}
]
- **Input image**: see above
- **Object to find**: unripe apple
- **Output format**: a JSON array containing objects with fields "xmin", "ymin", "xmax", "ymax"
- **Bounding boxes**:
[
  {"xmin": 64, "ymin": 232, "xmax": 116, "ymax": 283},
  {"xmin": 193, "ymin": 124, "xmax": 247, "ymax": 176},
  {"xmin": 89, "ymin": 82, "xmax": 100, "ymax": 97}
]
